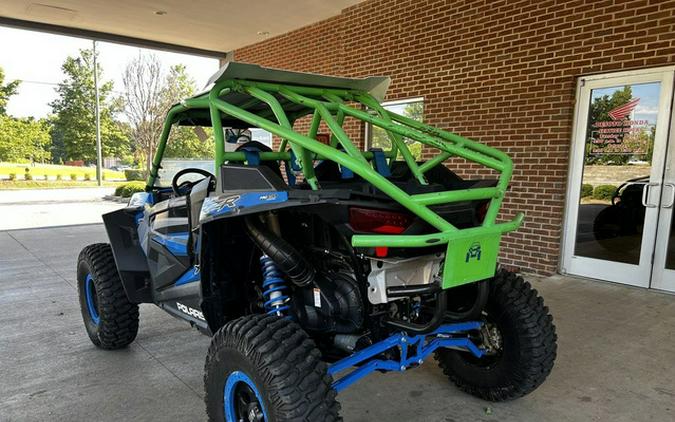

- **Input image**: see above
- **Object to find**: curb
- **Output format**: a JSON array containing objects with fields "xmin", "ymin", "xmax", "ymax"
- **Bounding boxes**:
[{"xmin": 103, "ymin": 195, "xmax": 129, "ymax": 203}]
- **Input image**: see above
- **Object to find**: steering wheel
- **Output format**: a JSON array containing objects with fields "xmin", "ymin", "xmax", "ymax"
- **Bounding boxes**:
[{"xmin": 171, "ymin": 168, "xmax": 215, "ymax": 196}]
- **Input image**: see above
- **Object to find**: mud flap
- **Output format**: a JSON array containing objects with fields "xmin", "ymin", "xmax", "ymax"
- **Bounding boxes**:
[
  {"xmin": 102, "ymin": 208, "xmax": 152, "ymax": 303},
  {"xmin": 442, "ymin": 234, "xmax": 501, "ymax": 289}
]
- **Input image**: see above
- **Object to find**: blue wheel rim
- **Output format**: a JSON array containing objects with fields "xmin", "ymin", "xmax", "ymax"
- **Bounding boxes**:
[
  {"xmin": 85, "ymin": 273, "xmax": 100, "ymax": 325},
  {"xmin": 224, "ymin": 371, "xmax": 268, "ymax": 422}
]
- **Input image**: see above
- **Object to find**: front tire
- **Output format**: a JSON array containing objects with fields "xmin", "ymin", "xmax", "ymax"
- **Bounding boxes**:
[
  {"xmin": 204, "ymin": 314, "xmax": 340, "ymax": 421},
  {"xmin": 435, "ymin": 269, "xmax": 557, "ymax": 401},
  {"xmin": 77, "ymin": 243, "xmax": 139, "ymax": 349}
]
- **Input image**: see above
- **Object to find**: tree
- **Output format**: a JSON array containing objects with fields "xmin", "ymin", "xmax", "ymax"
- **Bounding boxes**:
[
  {"xmin": 123, "ymin": 57, "xmax": 213, "ymax": 169},
  {"xmin": 163, "ymin": 65, "xmax": 214, "ymax": 159},
  {"xmin": 50, "ymin": 49, "xmax": 130, "ymax": 163},
  {"xmin": 402, "ymin": 102, "xmax": 423, "ymax": 159},
  {"xmin": 0, "ymin": 116, "xmax": 51, "ymax": 162},
  {"xmin": 123, "ymin": 53, "xmax": 165, "ymax": 171},
  {"xmin": 164, "ymin": 126, "xmax": 214, "ymax": 159},
  {"xmin": 48, "ymin": 114, "xmax": 66, "ymax": 164},
  {"xmin": 370, "ymin": 101, "xmax": 424, "ymax": 160},
  {"xmin": 403, "ymin": 101, "xmax": 423, "ymax": 121},
  {"xmin": 0, "ymin": 66, "xmax": 51, "ymax": 162},
  {"xmin": 0, "ymin": 66, "xmax": 20, "ymax": 116}
]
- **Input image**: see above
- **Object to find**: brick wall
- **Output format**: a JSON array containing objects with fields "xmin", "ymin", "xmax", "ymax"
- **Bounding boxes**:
[{"xmin": 236, "ymin": 0, "xmax": 675, "ymax": 275}]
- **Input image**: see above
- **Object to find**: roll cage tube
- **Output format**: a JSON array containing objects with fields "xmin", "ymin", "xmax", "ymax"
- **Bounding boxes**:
[{"xmin": 146, "ymin": 73, "xmax": 523, "ymax": 289}]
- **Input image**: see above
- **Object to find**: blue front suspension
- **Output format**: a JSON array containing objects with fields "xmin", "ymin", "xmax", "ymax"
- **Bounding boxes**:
[{"xmin": 260, "ymin": 255, "xmax": 291, "ymax": 316}]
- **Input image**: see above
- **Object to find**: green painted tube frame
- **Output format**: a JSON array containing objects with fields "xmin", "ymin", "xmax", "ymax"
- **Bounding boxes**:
[{"xmin": 147, "ymin": 77, "xmax": 523, "ymax": 286}]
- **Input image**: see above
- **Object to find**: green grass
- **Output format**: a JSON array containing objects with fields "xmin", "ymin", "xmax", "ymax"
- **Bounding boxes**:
[
  {"xmin": 0, "ymin": 162, "xmax": 126, "ymax": 180},
  {"xmin": 0, "ymin": 180, "xmax": 127, "ymax": 189}
]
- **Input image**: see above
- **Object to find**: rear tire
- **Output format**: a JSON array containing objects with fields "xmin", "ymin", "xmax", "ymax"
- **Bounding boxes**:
[
  {"xmin": 204, "ymin": 314, "xmax": 340, "ymax": 421},
  {"xmin": 77, "ymin": 243, "xmax": 139, "ymax": 349},
  {"xmin": 435, "ymin": 269, "xmax": 557, "ymax": 401}
]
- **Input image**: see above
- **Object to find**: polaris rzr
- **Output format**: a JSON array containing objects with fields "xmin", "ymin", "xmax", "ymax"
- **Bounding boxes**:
[{"xmin": 77, "ymin": 62, "xmax": 557, "ymax": 421}]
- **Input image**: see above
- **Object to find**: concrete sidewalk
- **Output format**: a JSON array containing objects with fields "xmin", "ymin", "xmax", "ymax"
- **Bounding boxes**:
[
  {"xmin": 1, "ymin": 224, "xmax": 674, "ymax": 421},
  {"xmin": 0, "ymin": 188, "xmax": 124, "ymax": 230},
  {"xmin": 0, "ymin": 187, "xmax": 116, "ymax": 204}
]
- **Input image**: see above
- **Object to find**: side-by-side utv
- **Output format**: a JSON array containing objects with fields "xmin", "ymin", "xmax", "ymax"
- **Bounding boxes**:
[{"xmin": 77, "ymin": 62, "xmax": 556, "ymax": 421}]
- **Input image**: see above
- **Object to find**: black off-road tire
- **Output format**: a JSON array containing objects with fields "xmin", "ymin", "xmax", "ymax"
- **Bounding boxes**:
[
  {"xmin": 77, "ymin": 243, "xmax": 139, "ymax": 349},
  {"xmin": 204, "ymin": 314, "xmax": 340, "ymax": 421},
  {"xmin": 435, "ymin": 269, "xmax": 557, "ymax": 401}
]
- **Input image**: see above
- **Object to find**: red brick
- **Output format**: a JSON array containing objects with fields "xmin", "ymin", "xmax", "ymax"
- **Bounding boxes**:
[{"xmin": 234, "ymin": 0, "xmax": 675, "ymax": 275}]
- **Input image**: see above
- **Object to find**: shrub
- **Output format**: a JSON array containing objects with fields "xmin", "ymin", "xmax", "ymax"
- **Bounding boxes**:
[
  {"xmin": 8, "ymin": 173, "xmax": 16, "ymax": 181},
  {"xmin": 102, "ymin": 173, "xmax": 106, "ymax": 181},
  {"xmin": 70, "ymin": 173, "xmax": 78, "ymax": 181},
  {"xmin": 581, "ymin": 183, "xmax": 593, "ymax": 198},
  {"xmin": 24, "ymin": 168, "xmax": 32, "ymax": 181},
  {"xmin": 593, "ymin": 184, "xmax": 617, "ymax": 201},
  {"xmin": 43, "ymin": 174, "xmax": 49, "ymax": 181},
  {"xmin": 124, "ymin": 169, "xmax": 145, "ymax": 181},
  {"xmin": 115, "ymin": 181, "xmax": 146, "ymax": 198},
  {"xmin": 56, "ymin": 174, "xmax": 63, "ymax": 181},
  {"xmin": 84, "ymin": 173, "xmax": 92, "ymax": 181}
]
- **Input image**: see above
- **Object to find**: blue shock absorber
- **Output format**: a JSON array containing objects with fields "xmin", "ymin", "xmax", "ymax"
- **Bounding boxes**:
[{"xmin": 260, "ymin": 255, "xmax": 290, "ymax": 316}]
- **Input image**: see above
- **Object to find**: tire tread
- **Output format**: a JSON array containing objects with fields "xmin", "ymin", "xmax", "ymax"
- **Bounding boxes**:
[
  {"xmin": 78, "ymin": 243, "xmax": 139, "ymax": 349},
  {"xmin": 204, "ymin": 314, "xmax": 341, "ymax": 421},
  {"xmin": 435, "ymin": 268, "xmax": 557, "ymax": 401}
]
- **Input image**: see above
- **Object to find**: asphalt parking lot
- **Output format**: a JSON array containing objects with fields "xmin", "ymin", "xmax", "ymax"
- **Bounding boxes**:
[{"xmin": 1, "ymin": 223, "xmax": 675, "ymax": 421}]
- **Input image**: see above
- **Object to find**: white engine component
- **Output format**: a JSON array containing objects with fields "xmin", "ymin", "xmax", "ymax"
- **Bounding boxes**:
[{"xmin": 366, "ymin": 254, "xmax": 443, "ymax": 304}]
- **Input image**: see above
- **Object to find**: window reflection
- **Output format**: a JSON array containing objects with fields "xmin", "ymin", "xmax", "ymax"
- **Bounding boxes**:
[
  {"xmin": 574, "ymin": 82, "xmax": 660, "ymax": 264},
  {"xmin": 368, "ymin": 98, "xmax": 424, "ymax": 160}
]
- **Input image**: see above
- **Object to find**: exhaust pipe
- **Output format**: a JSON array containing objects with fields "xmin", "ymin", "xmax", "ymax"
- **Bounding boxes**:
[{"xmin": 245, "ymin": 215, "xmax": 315, "ymax": 287}]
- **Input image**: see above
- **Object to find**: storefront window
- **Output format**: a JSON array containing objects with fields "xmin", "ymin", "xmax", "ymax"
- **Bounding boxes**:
[
  {"xmin": 573, "ymin": 82, "xmax": 660, "ymax": 264},
  {"xmin": 367, "ymin": 98, "xmax": 424, "ymax": 160}
]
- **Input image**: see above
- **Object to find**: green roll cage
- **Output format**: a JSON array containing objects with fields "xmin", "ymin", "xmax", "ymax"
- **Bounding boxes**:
[{"xmin": 146, "ymin": 63, "xmax": 523, "ymax": 288}]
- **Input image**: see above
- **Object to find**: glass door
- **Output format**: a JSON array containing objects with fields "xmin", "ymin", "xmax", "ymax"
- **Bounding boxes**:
[
  {"xmin": 651, "ymin": 112, "xmax": 675, "ymax": 292},
  {"xmin": 562, "ymin": 68, "xmax": 674, "ymax": 287}
]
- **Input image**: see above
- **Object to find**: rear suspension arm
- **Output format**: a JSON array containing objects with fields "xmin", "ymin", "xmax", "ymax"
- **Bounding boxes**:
[{"xmin": 328, "ymin": 321, "xmax": 484, "ymax": 393}]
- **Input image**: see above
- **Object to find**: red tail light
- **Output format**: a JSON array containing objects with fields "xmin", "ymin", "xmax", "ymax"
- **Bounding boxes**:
[{"xmin": 349, "ymin": 207, "xmax": 413, "ymax": 234}]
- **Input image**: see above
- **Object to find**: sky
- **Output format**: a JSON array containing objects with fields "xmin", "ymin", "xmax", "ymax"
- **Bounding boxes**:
[{"xmin": 0, "ymin": 26, "xmax": 220, "ymax": 119}]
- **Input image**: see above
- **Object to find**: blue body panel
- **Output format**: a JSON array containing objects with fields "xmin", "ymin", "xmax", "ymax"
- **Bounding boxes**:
[
  {"xmin": 175, "ymin": 266, "xmax": 200, "ymax": 286},
  {"xmin": 200, "ymin": 191, "xmax": 288, "ymax": 220},
  {"xmin": 150, "ymin": 232, "xmax": 189, "ymax": 257}
]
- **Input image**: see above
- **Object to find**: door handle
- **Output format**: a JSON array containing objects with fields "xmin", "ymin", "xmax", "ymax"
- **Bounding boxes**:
[
  {"xmin": 642, "ymin": 182, "xmax": 660, "ymax": 208},
  {"xmin": 663, "ymin": 183, "xmax": 675, "ymax": 208}
]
